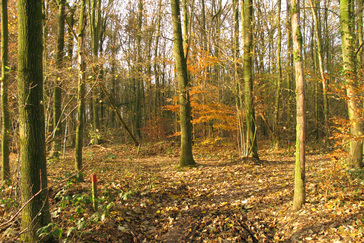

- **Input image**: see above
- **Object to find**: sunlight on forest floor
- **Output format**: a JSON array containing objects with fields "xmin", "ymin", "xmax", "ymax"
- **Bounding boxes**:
[{"xmin": 1, "ymin": 142, "xmax": 364, "ymax": 242}]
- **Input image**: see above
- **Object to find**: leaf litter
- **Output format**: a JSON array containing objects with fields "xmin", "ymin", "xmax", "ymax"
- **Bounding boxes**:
[{"xmin": 1, "ymin": 142, "xmax": 364, "ymax": 242}]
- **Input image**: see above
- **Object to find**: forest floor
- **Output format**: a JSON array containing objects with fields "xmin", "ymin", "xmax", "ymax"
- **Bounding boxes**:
[{"xmin": 1, "ymin": 141, "xmax": 364, "ymax": 242}]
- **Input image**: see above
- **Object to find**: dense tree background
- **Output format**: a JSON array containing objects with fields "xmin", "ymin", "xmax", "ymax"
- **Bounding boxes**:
[
  {"xmin": 0, "ymin": 0, "xmax": 358, "ymax": 157},
  {"xmin": 0, "ymin": 0, "xmax": 364, "ymax": 240}
]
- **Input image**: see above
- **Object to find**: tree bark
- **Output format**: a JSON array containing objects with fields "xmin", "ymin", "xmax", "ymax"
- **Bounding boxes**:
[
  {"xmin": 90, "ymin": 0, "xmax": 101, "ymax": 143},
  {"xmin": 52, "ymin": 0, "xmax": 66, "ymax": 158},
  {"xmin": 273, "ymin": 0, "xmax": 282, "ymax": 149},
  {"xmin": 135, "ymin": 0, "xmax": 143, "ymax": 139},
  {"xmin": 1, "ymin": 0, "xmax": 10, "ymax": 181},
  {"xmin": 241, "ymin": 0, "xmax": 259, "ymax": 159},
  {"xmin": 75, "ymin": 0, "xmax": 87, "ymax": 181},
  {"xmin": 357, "ymin": 0, "xmax": 363, "ymax": 68},
  {"xmin": 309, "ymin": 0, "xmax": 329, "ymax": 141},
  {"xmin": 18, "ymin": 0, "xmax": 51, "ymax": 239},
  {"xmin": 340, "ymin": 0, "xmax": 363, "ymax": 168},
  {"xmin": 291, "ymin": 0, "xmax": 306, "ymax": 211},
  {"xmin": 171, "ymin": 0, "xmax": 196, "ymax": 167}
]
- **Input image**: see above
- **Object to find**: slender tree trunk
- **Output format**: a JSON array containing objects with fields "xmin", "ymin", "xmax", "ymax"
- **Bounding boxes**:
[
  {"xmin": 233, "ymin": 0, "xmax": 243, "ymax": 154},
  {"xmin": 75, "ymin": 0, "xmax": 87, "ymax": 181},
  {"xmin": 171, "ymin": 0, "xmax": 196, "ymax": 167},
  {"xmin": 357, "ymin": 0, "xmax": 363, "ymax": 68},
  {"xmin": 52, "ymin": 0, "xmax": 66, "ymax": 158},
  {"xmin": 18, "ymin": 0, "xmax": 51, "ymax": 239},
  {"xmin": 286, "ymin": 0, "xmax": 294, "ymax": 131},
  {"xmin": 135, "ymin": 0, "xmax": 143, "ymax": 139},
  {"xmin": 1, "ymin": 0, "xmax": 10, "ymax": 181},
  {"xmin": 154, "ymin": 0, "xmax": 163, "ymax": 117},
  {"xmin": 340, "ymin": 0, "xmax": 363, "ymax": 168},
  {"xmin": 67, "ymin": 5, "xmax": 76, "ymax": 147},
  {"xmin": 309, "ymin": 0, "xmax": 329, "ymax": 141},
  {"xmin": 273, "ymin": 0, "xmax": 282, "ymax": 149},
  {"xmin": 67, "ymin": 5, "xmax": 75, "ymax": 62},
  {"xmin": 291, "ymin": 0, "xmax": 306, "ymax": 211},
  {"xmin": 241, "ymin": 0, "xmax": 259, "ymax": 159},
  {"xmin": 90, "ymin": 0, "xmax": 101, "ymax": 143}
]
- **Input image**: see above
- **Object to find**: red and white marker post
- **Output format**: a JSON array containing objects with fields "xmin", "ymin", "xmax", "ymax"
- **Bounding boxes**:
[{"xmin": 91, "ymin": 174, "xmax": 98, "ymax": 211}]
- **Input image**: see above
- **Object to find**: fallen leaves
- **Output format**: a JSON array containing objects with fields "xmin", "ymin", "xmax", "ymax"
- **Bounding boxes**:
[{"xmin": 1, "ymin": 143, "xmax": 364, "ymax": 242}]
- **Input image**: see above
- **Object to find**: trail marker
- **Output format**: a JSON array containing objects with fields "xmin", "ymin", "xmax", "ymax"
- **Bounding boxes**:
[{"xmin": 91, "ymin": 174, "xmax": 98, "ymax": 211}]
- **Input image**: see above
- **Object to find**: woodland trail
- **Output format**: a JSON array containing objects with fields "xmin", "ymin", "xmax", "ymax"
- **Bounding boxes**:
[{"xmin": 2, "ymin": 142, "xmax": 364, "ymax": 242}]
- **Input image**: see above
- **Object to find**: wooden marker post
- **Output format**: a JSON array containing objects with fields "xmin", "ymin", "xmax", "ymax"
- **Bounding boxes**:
[{"xmin": 91, "ymin": 174, "xmax": 98, "ymax": 211}]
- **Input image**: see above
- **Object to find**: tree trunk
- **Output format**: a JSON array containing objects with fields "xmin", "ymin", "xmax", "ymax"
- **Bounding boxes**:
[
  {"xmin": 340, "ymin": 0, "xmax": 363, "ymax": 168},
  {"xmin": 291, "ymin": 0, "xmax": 306, "ymax": 211},
  {"xmin": 18, "ymin": 0, "xmax": 51, "ymax": 240},
  {"xmin": 134, "ymin": 0, "xmax": 143, "ymax": 139},
  {"xmin": 241, "ymin": 0, "xmax": 259, "ymax": 159},
  {"xmin": 273, "ymin": 0, "xmax": 282, "ymax": 149},
  {"xmin": 75, "ymin": 0, "xmax": 87, "ymax": 181},
  {"xmin": 309, "ymin": 0, "xmax": 329, "ymax": 141},
  {"xmin": 357, "ymin": 0, "xmax": 363, "ymax": 68},
  {"xmin": 52, "ymin": 0, "xmax": 66, "ymax": 158},
  {"xmin": 286, "ymin": 0, "xmax": 294, "ymax": 131},
  {"xmin": 154, "ymin": 0, "xmax": 163, "ymax": 117},
  {"xmin": 171, "ymin": 0, "xmax": 196, "ymax": 167},
  {"xmin": 90, "ymin": 0, "xmax": 101, "ymax": 143},
  {"xmin": 1, "ymin": 0, "xmax": 10, "ymax": 181}
]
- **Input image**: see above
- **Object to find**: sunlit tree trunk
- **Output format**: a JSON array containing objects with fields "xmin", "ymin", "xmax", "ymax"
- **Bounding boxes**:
[
  {"xmin": 52, "ymin": 0, "xmax": 66, "ymax": 158},
  {"xmin": 309, "ymin": 0, "xmax": 329, "ymax": 141},
  {"xmin": 233, "ymin": 0, "xmax": 243, "ymax": 154},
  {"xmin": 273, "ymin": 0, "xmax": 282, "ymax": 149},
  {"xmin": 135, "ymin": 0, "xmax": 143, "ymax": 139},
  {"xmin": 357, "ymin": 0, "xmax": 363, "ymax": 68},
  {"xmin": 75, "ymin": 0, "xmax": 87, "ymax": 181},
  {"xmin": 1, "ymin": 0, "xmax": 10, "ymax": 181},
  {"xmin": 241, "ymin": 0, "xmax": 259, "ymax": 159},
  {"xmin": 291, "ymin": 0, "xmax": 306, "ymax": 211},
  {"xmin": 90, "ymin": 0, "xmax": 101, "ymax": 143},
  {"xmin": 154, "ymin": 0, "xmax": 163, "ymax": 117},
  {"xmin": 286, "ymin": 0, "xmax": 294, "ymax": 131},
  {"xmin": 171, "ymin": 0, "xmax": 196, "ymax": 167},
  {"xmin": 340, "ymin": 0, "xmax": 363, "ymax": 168},
  {"xmin": 18, "ymin": 0, "xmax": 51, "ymax": 239}
]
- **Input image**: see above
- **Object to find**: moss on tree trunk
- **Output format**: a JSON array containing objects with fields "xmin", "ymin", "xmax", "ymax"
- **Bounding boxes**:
[
  {"xmin": 18, "ymin": 0, "xmax": 51, "ymax": 240},
  {"xmin": 170, "ymin": 0, "xmax": 196, "ymax": 167}
]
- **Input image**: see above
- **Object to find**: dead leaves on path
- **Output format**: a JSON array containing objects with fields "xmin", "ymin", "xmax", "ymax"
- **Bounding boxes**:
[{"xmin": 1, "ymin": 144, "xmax": 364, "ymax": 242}]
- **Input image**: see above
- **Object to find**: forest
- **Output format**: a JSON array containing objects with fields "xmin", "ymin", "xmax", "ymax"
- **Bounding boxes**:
[{"xmin": 0, "ymin": 0, "xmax": 364, "ymax": 242}]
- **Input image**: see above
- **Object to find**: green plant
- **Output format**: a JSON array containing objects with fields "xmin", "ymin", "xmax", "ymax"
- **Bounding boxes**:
[
  {"xmin": 37, "ymin": 223, "xmax": 63, "ymax": 240},
  {"xmin": 104, "ymin": 152, "xmax": 117, "ymax": 161},
  {"xmin": 89, "ymin": 127, "xmax": 101, "ymax": 145},
  {"xmin": 119, "ymin": 190, "xmax": 134, "ymax": 200}
]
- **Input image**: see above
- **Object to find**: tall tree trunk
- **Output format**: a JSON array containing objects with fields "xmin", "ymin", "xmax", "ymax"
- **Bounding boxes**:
[
  {"xmin": 286, "ymin": 0, "xmax": 294, "ymax": 131},
  {"xmin": 233, "ymin": 0, "xmax": 243, "ymax": 154},
  {"xmin": 90, "ymin": 0, "xmax": 101, "ymax": 143},
  {"xmin": 52, "ymin": 0, "xmax": 66, "ymax": 158},
  {"xmin": 292, "ymin": 0, "xmax": 306, "ymax": 211},
  {"xmin": 273, "ymin": 0, "xmax": 282, "ymax": 149},
  {"xmin": 18, "ymin": 0, "xmax": 51, "ymax": 240},
  {"xmin": 154, "ymin": 0, "xmax": 163, "ymax": 117},
  {"xmin": 135, "ymin": 0, "xmax": 143, "ymax": 139},
  {"xmin": 67, "ymin": 4, "xmax": 76, "ymax": 147},
  {"xmin": 1, "ymin": 0, "xmax": 10, "ymax": 181},
  {"xmin": 357, "ymin": 0, "xmax": 363, "ymax": 68},
  {"xmin": 340, "ymin": 0, "xmax": 363, "ymax": 168},
  {"xmin": 75, "ymin": 0, "xmax": 87, "ymax": 181},
  {"xmin": 171, "ymin": 0, "xmax": 196, "ymax": 167},
  {"xmin": 241, "ymin": 0, "xmax": 259, "ymax": 159},
  {"xmin": 309, "ymin": 0, "xmax": 329, "ymax": 141}
]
